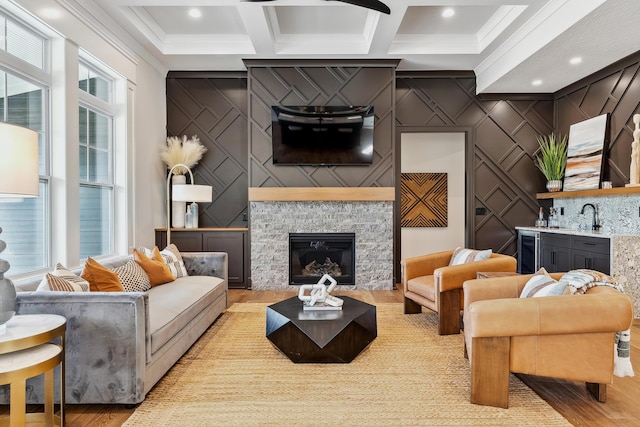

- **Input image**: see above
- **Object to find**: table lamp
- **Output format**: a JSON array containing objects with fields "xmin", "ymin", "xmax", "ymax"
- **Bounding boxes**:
[
  {"xmin": 0, "ymin": 122, "xmax": 39, "ymax": 333},
  {"xmin": 166, "ymin": 163, "xmax": 212, "ymax": 245}
]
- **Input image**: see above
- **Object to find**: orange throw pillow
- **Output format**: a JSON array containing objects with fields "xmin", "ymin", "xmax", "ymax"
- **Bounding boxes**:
[
  {"xmin": 81, "ymin": 257, "xmax": 125, "ymax": 292},
  {"xmin": 133, "ymin": 247, "xmax": 176, "ymax": 287}
]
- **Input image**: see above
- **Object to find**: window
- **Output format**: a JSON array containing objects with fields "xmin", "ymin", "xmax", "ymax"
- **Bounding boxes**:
[
  {"xmin": 78, "ymin": 61, "xmax": 114, "ymax": 259},
  {"xmin": 0, "ymin": 14, "xmax": 46, "ymax": 70},
  {"xmin": 79, "ymin": 63, "xmax": 110, "ymax": 103},
  {"xmin": 0, "ymin": 12, "xmax": 49, "ymax": 276}
]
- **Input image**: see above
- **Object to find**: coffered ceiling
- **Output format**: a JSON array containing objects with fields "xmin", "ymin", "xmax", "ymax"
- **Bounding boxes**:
[{"xmin": 21, "ymin": 0, "xmax": 640, "ymax": 93}]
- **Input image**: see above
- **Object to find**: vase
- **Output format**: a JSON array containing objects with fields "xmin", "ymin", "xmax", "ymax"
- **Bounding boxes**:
[
  {"xmin": 546, "ymin": 180, "xmax": 562, "ymax": 192},
  {"xmin": 171, "ymin": 174, "xmax": 186, "ymax": 228},
  {"xmin": 0, "ymin": 233, "xmax": 16, "ymax": 334}
]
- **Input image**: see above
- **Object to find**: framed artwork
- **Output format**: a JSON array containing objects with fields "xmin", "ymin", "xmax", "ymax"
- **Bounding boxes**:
[
  {"xmin": 400, "ymin": 173, "xmax": 447, "ymax": 227},
  {"xmin": 563, "ymin": 113, "xmax": 609, "ymax": 191}
]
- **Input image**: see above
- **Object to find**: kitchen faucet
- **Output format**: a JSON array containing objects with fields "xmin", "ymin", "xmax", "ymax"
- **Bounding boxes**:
[{"xmin": 580, "ymin": 203, "xmax": 601, "ymax": 231}]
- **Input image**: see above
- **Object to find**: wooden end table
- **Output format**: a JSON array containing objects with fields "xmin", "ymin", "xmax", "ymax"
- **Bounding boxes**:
[{"xmin": 0, "ymin": 314, "xmax": 66, "ymax": 426}]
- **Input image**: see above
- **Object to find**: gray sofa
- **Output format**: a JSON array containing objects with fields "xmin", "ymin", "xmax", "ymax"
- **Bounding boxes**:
[{"xmin": 1, "ymin": 252, "xmax": 228, "ymax": 405}]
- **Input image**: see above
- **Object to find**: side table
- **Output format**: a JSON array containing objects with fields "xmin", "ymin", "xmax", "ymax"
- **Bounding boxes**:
[{"xmin": 0, "ymin": 314, "xmax": 66, "ymax": 426}]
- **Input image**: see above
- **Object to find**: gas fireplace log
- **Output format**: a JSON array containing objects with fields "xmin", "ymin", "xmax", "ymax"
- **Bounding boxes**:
[{"xmin": 302, "ymin": 258, "xmax": 342, "ymax": 277}]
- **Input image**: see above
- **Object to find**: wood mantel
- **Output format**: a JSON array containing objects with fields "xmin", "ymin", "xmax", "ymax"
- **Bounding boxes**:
[{"xmin": 248, "ymin": 187, "xmax": 395, "ymax": 201}]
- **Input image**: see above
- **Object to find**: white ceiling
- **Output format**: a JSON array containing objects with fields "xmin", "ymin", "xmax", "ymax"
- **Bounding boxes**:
[{"xmin": 29, "ymin": 0, "xmax": 640, "ymax": 93}]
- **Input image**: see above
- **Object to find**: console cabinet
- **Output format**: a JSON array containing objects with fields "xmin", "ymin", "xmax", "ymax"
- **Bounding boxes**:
[
  {"xmin": 570, "ymin": 235, "xmax": 610, "ymax": 273},
  {"xmin": 155, "ymin": 228, "xmax": 249, "ymax": 289},
  {"xmin": 540, "ymin": 232, "xmax": 610, "ymax": 274}
]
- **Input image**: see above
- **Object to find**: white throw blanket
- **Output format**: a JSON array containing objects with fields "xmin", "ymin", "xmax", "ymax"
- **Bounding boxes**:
[{"xmin": 560, "ymin": 269, "xmax": 634, "ymax": 378}]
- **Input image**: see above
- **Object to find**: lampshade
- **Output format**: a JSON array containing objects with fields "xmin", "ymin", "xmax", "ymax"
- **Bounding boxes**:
[
  {"xmin": 0, "ymin": 122, "xmax": 39, "ymax": 334},
  {"xmin": 0, "ymin": 122, "xmax": 39, "ymax": 198},
  {"xmin": 172, "ymin": 184, "xmax": 212, "ymax": 203}
]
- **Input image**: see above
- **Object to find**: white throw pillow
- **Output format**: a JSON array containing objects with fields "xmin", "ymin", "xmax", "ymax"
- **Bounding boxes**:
[
  {"xmin": 448, "ymin": 247, "xmax": 492, "ymax": 266},
  {"xmin": 520, "ymin": 267, "xmax": 569, "ymax": 298}
]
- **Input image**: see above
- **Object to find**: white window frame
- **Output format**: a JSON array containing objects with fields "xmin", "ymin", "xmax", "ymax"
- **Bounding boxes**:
[
  {"xmin": 0, "ymin": 8, "xmax": 51, "ymax": 279},
  {"xmin": 78, "ymin": 58, "xmax": 117, "ymax": 259}
]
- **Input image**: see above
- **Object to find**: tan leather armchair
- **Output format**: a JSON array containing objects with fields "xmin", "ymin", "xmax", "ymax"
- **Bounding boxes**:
[
  {"xmin": 401, "ymin": 250, "xmax": 517, "ymax": 335},
  {"xmin": 463, "ymin": 273, "xmax": 634, "ymax": 408}
]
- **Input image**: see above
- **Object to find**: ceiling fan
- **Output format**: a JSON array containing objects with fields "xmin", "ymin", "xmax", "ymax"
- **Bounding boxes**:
[{"xmin": 245, "ymin": 0, "xmax": 391, "ymax": 15}]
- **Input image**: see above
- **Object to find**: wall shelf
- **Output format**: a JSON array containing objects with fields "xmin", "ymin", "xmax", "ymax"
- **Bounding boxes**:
[
  {"xmin": 537, "ymin": 186, "xmax": 640, "ymax": 200},
  {"xmin": 248, "ymin": 187, "xmax": 395, "ymax": 201}
]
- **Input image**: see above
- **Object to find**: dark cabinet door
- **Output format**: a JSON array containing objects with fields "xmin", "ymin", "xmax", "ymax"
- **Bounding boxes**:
[
  {"xmin": 571, "ymin": 235, "xmax": 610, "ymax": 274},
  {"xmin": 540, "ymin": 233, "xmax": 571, "ymax": 273},
  {"xmin": 203, "ymin": 232, "xmax": 246, "ymax": 287},
  {"xmin": 554, "ymin": 246, "xmax": 572, "ymax": 272},
  {"xmin": 169, "ymin": 232, "xmax": 204, "ymax": 252},
  {"xmin": 155, "ymin": 229, "xmax": 249, "ymax": 288},
  {"xmin": 590, "ymin": 252, "xmax": 611, "ymax": 274}
]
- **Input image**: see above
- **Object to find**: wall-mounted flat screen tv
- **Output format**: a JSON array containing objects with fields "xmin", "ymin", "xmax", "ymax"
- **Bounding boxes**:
[{"xmin": 271, "ymin": 105, "xmax": 374, "ymax": 166}]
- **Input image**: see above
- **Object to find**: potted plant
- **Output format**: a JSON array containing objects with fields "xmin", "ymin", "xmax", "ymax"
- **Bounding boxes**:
[{"xmin": 535, "ymin": 132, "xmax": 568, "ymax": 192}]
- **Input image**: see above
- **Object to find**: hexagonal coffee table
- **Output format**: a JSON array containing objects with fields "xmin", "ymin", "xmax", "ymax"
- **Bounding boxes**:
[{"xmin": 266, "ymin": 296, "xmax": 377, "ymax": 363}]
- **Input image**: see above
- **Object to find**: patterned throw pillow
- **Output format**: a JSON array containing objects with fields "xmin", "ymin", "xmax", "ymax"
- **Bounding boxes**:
[
  {"xmin": 44, "ymin": 273, "xmax": 87, "ymax": 292},
  {"xmin": 520, "ymin": 267, "xmax": 569, "ymax": 298},
  {"xmin": 448, "ymin": 247, "xmax": 492, "ymax": 266},
  {"xmin": 148, "ymin": 244, "xmax": 188, "ymax": 278},
  {"xmin": 36, "ymin": 263, "xmax": 90, "ymax": 292},
  {"xmin": 112, "ymin": 259, "xmax": 151, "ymax": 292}
]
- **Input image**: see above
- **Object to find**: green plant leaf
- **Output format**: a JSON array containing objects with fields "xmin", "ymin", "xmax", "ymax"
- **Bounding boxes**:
[{"xmin": 535, "ymin": 133, "xmax": 568, "ymax": 181}]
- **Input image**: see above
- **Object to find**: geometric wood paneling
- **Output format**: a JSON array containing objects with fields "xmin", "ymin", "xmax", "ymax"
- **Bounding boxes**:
[
  {"xmin": 401, "ymin": 173, "xmax": 447, "ymax": 227},
  {"xmin": 396, "ymin": 74, "xmax": 555, "ymax": 257},
  {"xmin": 246, "ymin": 60, "xmax": 397, "ymax": 189},
  {"xmin": 555, "ymin": 51, "xmax": 640, "ymax": 189},
  {"xmin": 166, "ymin": 73, "xmax": 249, "ymax": 228}
]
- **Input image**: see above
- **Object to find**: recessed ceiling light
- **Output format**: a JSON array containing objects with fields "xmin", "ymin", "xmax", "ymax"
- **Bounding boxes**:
[
  {"xmin": 532, "ymin": 79, "xmax": 543, "ymax": 86},
  {"xmin": 40, "ymin": 8, "xmax": 63, "ymax": 19},
  {"xmin": 442, "ymin": 8, "xmax": 455, "ymax": 18},
  {"xmin": 188, "ymin": 8, "xmax": 202, "ymax": 19},
  {"xmin": 569, "ymin": 57, "xmax": 583, "ymax": 65}
]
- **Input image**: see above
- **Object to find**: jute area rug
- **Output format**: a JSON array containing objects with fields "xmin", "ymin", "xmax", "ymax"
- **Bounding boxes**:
[{"xmin": 123, "ymin": 303, "xmax": 571, "ymax": 426}]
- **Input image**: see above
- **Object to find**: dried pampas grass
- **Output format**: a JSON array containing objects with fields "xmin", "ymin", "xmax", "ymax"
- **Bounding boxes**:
[{"xmin": 161, "ymin": 135, "xmax": 207, "ymax": 175}]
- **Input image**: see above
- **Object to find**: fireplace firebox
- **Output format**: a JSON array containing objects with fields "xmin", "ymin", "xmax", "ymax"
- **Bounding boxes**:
[{"xmin": 289, "ymin": 233, "xmax": 355, "ymax": 286}]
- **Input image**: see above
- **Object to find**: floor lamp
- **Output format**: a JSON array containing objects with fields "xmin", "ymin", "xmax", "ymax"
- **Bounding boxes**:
[
  {"xmin": 166, "ymin": 163, "xmax": 212, "ymax": 246},
  {"xmin": 0, "ymin": 123, "xmax": 39, "ymax": 333}
]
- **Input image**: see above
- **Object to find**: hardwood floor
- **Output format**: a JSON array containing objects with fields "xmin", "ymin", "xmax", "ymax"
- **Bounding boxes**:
[{"xmin": 4, "ymin": 288, "xmax": 639, "ymax": 426}]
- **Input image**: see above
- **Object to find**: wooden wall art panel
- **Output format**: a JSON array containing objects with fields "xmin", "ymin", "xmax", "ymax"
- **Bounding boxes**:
[{"xmin": 401, "ymin": 173, "xmax": 448, "ymax": 227}]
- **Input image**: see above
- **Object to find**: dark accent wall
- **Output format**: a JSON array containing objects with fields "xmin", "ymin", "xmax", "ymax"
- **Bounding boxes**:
[
  {"xmin": 166, "ymin": 72, "xmax": 249, "ymax": 228},
  {"xmin": 555, "ymin": 51, "xmax": 640, "ymax": 187},
  {"xmin": 395, "ymin": 74, "xmax": 554, "ymax": 255},
  {"xmin": 245, "ymin": 60, "xmax": 397, "ymax": 188}
]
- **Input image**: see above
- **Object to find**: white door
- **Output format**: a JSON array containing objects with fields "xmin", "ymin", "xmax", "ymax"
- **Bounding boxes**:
[{"xmin": 401, "ymin": 132, "xmax": 465, "ymax": 259}]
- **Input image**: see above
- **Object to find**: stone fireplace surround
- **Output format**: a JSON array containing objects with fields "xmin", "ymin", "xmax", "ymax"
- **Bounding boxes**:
[{"xmin": 249, "ymin": 187, "xmax": 394, "ymax": 290}]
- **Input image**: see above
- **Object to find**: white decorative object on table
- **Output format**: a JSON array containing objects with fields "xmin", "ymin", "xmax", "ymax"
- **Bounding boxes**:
[
  {"xmin": 298, "ymin": 274, "xmax": 344, "ymax": 311},
  {"xmin": 627, "ymin": 114, "xmax": 640, "ymax": 187},
  {"xmin": 171, "ymin": 175, "xmax": 186, "ymax": 227}
]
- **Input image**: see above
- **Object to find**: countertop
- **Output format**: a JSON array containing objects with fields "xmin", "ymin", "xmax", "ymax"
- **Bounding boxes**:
[{"xmin": 516, "ymin": 226, "xmax": 613, "ymax": 238}]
